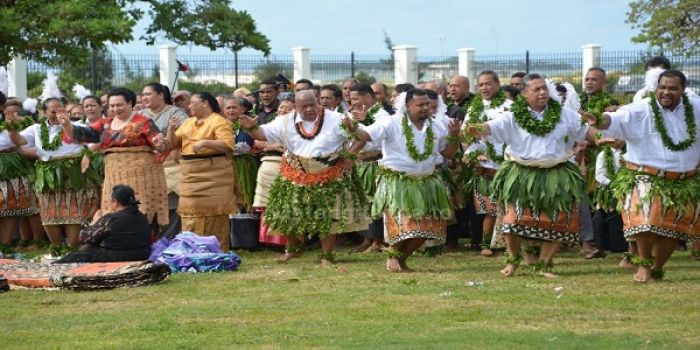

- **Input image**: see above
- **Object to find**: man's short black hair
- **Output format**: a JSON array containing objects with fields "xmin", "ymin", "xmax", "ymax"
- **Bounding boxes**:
[
  {"xmin": 394, "ymin": 83, "xmax": 415, "ymax": 95},
  {"xmin": 646, "ymin": 56, "xmax": 671, "ymax": 70},
  {"xmin": 321, "ymin": 84, "xmax": 342, "ymax": 99},
  {"xmin": 587, "ymin": 67, "xmax": 606, "ymax": 75},
  {"xmin": 405, "ymin": 88, "xmax": 428, "ymax": 104},
  {"xmin": 261, "ymin": 78, "xmax": 278, "ymax": 87},
  {"xmin": 295, "ymin": 78, "xmax": 313, "ymax": 86},
  {"xmin": 350, "ymin": 83, "xmax": 374, "ymax": 95},
  {"xmin": 511, "ymin": 72, "xmax": 526, "ymax": 79},
  {"xmin": 658, "ymin": 69, "xmax": 686, "ymax": 87}
]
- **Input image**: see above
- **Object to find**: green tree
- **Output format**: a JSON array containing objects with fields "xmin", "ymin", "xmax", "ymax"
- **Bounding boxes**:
[
  {"xmin": 354, "ymin": 71, "xmax": 376, "ymax": 85},
  {"xmin": 0, "ymin": 0, "xmax": 270, "ymax": 66},
  {"xmin": 627, "ymin": 0, "xmax": 700, "ymax": 55}
]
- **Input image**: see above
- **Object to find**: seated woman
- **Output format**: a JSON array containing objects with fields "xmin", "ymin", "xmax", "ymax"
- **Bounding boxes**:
[{"xmin": 57, "ymin": 185, "xmax": 151, "ymax": 263}]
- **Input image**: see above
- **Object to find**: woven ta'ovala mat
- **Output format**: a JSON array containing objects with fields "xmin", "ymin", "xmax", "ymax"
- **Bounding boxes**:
[{"xmin": 0, "ymin": 259, "xmax": 170, "ymax": 291}]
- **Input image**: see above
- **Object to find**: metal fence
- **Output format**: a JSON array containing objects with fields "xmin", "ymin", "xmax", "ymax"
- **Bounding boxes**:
[{"xmin": 24, "ymin": 49, "xmax": 700, "ymax": 95}]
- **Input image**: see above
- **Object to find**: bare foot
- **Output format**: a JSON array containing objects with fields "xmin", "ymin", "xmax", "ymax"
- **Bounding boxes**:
[
  {"xmin": 386, "ymin": 257, "xmax": 401, "ymax": 272},
  {"xmin": 353, "ymin": 242, "xmax": 371, "ymax": 253},
  {"xmin": 538, "ymin": 271, "xmax": 558, "ymax": 278},
  {"xmin": 275, "ymin": 252, "xmax": 301, "ymax": 263},
  {"xmin": 398, "ymin": 258, "xmax": 413, "ymax": 272},
  {"xmin": 633, "ymin": 266, "xmax": 652, "ymax": 283},
  {"xmin": 500, "ymin": 264, "xmax": 518, "ymax": 277},
  {"xmin": 481, "ymin": 248, "xmax": 493, "ymax": 257},
  {"xmin": 320, "ymin": 258, "xmax": 333, "ymax": 267},
  {"xmin": 361, "ymin": 242, "xmax": 382, "ymax": 253},
  {"xmin": 619, "ymin": 256, "xmax": 635, "ymax": 270}
]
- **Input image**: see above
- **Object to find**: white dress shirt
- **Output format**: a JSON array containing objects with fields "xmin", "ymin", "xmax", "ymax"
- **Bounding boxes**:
[
  {"xmin": 595, "ymin": 148, "xmax": 622, "ymax": 186},
  {"xmin": 487, "ymin": 105, "xmax": 588, "ymax": 161},
  {"xmin": 0, "ymin": 131, "xmax": 16, "ymax": 151},
  {"xmin": 362, "ymin": 108, "xmax": 392, "ymax": 152},
  {"xmin": 261, "ymin": 109, "xmax": 349, "ymax": 158},
  {"xmin": 19, "ymin": 122, "xmax": 83, "ymax": 161},
  {"xmin": 464, "ymin": 98, "xmax": 513, "ymax": 169},
  {"xmin": 603, "ymin": 98, "xmax": 700, "ymax": 172},
  {"xmin": 363, "ymin": 113, "xmax": 449, "ymax": 176}
]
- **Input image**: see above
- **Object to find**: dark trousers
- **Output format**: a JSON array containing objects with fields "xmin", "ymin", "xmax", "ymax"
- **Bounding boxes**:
[
  {"xmin": 446, "ymin": 196, "xmax": 483, "ymax": 247},
  {"xmin": 361, "ymin": 218, "xmax": 384, "ymax": 241},
  {"xmin": 592, "ymin": 209, "xmax": 627, "ymax": 252}
]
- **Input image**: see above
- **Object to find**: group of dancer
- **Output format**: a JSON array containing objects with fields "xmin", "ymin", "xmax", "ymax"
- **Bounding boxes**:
[{"xmin": 0, "ymin": 55, "xmax": 698, "ymax": 282}]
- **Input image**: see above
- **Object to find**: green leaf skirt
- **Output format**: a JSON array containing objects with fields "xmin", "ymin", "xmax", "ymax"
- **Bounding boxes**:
[
  {"xmin": 34, "ymin": 156, "xmax": 102, "ymax": 194},
  {"xmin": 0, "ymin": 151, "xmax": 34, "ymax": 181},
  {"xmin": 371, "ymin": 168, "xmax": 453, "ymax": 220},
  {"xmin": 264, "ymin": 170, "xmax": 367, "ymax": 238},
  {"xmin": 491, "ymin": 160, "xmax": 586, "ymax": 216}
]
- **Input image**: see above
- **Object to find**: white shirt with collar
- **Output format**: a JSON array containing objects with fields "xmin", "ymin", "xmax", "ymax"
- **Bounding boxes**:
[
  {"xmin": 595, "ymin": 148, "xmax": 622, "ymax": 186},
  {"xmin": 464, "ymin": 98, "xmax": 513, "ymax": 169},
  {"xmin": 603, "ymin": 98, "xmax": 700, "ymax": 172},
  {"xmin": 486, "ymin": 105, "xmax": 588, "ymax": 161},
  {"xmin": 19, "ymin": 122, "xmax": 84, "ymax": 161},
  {"xmin": 0, "ymin": 131, "xmax": 16, "ymax": 151},
  {"xmin": 362, "ymin": 113, "xmax": 449, "ymax": 176},
  {"xmin": 261, "ymin": 109, "xmax": 349, "ymax": 158},
  {"xmin": 362, "ymin": 107, "xmax": 392, "ymax": 152}
]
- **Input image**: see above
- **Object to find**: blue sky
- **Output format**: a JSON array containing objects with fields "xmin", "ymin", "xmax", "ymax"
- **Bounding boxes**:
[{"xmin": 115, "ymin": 0, "xmax": 645, "ymax": 56}]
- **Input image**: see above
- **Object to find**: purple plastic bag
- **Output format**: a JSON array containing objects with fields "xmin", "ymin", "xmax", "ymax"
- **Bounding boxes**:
[{"xmin": 150, "ymin": 232, "xmax": 242, "ymax": 273}]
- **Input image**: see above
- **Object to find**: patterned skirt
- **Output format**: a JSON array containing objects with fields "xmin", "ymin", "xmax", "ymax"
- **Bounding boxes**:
[
  {"xmin": 103, "ymin": 147, "xmax": 168, "ymax": 226},
  {"xmin": 617, "ymin": 166, "xmax": 700, "ymax": 242},
  {"xmin": 473, "ymin": 167, "xmax": 498, "ymax": 216},
  {"xmin": 493, "ymin": 161, "xmax": 586, "ymax": 247},
  {"xmin": 0, "ymin": 151, "xmax": 38, "ymax": 217},
  {"xmin": 373, "ymin": 168, "xmax": 451, "ymax": 245}
]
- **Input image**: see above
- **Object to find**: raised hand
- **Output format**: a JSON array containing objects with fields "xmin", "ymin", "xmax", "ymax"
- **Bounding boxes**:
[
  {"xmin": 579, "ymin": 110, "xmax": 598, "ymax": 126},
  {"xmin": 447, "ymin": 118, "xmax": 462, "ymax": 136},
  {"xmin": 350, "ymin": 104, "xmax": 367, "ymax": 122},
  {"xmin": 239, "ymin": 115, "xmax": 260, "ymax": 130}
]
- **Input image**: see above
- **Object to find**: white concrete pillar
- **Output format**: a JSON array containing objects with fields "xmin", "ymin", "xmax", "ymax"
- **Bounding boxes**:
[
  {"xmin": 7, "ymin": 57, "xmax": 27, "ymax": 99},
  {"xmin": 581, "ymin": 43, "xmax": 601, "ymax": 89},
  {"xmin": 292, "ymin": 47, "xmax": 311, "ymax": 82},
  {"xmin": 457, "ymin": 48, "xmax": 476, "ymax": 93},
  {"xmin": 393, "ymin": 45, "xmax": 418, "ymax": 84},
  {"xmin": 159, "ymin": 45, "xmax": 178, "ymax": 91}
]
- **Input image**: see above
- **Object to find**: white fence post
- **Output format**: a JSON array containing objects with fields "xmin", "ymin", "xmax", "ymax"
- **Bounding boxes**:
[
  {"xmin": 7, "ymin": 56, "xmax": 27, "ymax": 99},
  {"xmin": 160, "ymin": 45, "xmax": 178, "ymax": 92},
  {"xmin": 393, "ymin": 45, "xmax": 417, "ymax": 84},
  {"xmin": 457, "ymin": 48, "xmax": 476, "ymax": 92},
  {"xmin": 292, "ymin": 47, "xmax": 311, "ymax": 82},
  {"xmin": 581, "ymin": 43, "xmax": 601, "ymax": 88}
]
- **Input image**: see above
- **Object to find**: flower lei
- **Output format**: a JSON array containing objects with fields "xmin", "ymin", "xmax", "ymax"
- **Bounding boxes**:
[
  {"xmin": 511, "ymin": 95, "xmax": 562, "ymax": 136},
  {"xmin": 0, "ymin": 117, "xmax": 34, "ymax": 133},
  {"xmin": 401, "ymin": 113, "xmax": 434, "ymax": 162},
  {"xmin": 649, "ymin": 93, "xmax": 696, "ymax": 152},
  {"xmin": 294, "ymin": 113, "xmax": 324, "ymax": 140},
  {"xmin": 580, "ymin": 91, "xmax": 613, "ymax": 126},
  {"xmin": 39, "ymin": 118, "xmax": 64, "ymax": 151}
]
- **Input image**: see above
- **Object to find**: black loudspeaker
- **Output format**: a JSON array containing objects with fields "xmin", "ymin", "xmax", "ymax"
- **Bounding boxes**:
[{"xmin": 229, "ymin": 214, "xmax": 260, "ymax": 250}]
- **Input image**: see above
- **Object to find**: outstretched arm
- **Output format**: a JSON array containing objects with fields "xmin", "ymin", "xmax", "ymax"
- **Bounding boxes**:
[{"xmin": 239, "ymin": 115, "xmax": 268, "ymax": 141}]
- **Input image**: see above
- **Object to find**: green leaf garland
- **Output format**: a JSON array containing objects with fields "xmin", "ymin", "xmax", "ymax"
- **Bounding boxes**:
[
  {"xmin": 511, "ymin": 96, "xmax": 562, "ymax": 136},
  {"xmin": 401, "ymin": 113, "xmax": 434, "ymax": 162},
  {"xmin": 580, "ymin": 91, "xmax": 613, "ymax": 126},
  {"xmin": 649, "ymin": 93, "xmax": 696, "ymax": 152},
  {"xmin": 39, "ymin": 118, "xmax": 64, "ymax": 151}
]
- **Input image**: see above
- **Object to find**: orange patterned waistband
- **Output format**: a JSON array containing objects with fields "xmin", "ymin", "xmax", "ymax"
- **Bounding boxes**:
[
  {"xmin": 280, "ymin": 157, "xmax": 346, "ymax": 186},
  {"xmin": 625, "ymin": 161, "xmax": 697, "ymax": 180}
]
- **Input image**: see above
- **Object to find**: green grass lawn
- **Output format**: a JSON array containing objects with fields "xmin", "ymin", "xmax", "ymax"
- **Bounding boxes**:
[{"xmin": 2, "ymin": 245, "xmax": 700, "ymax": 350}]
